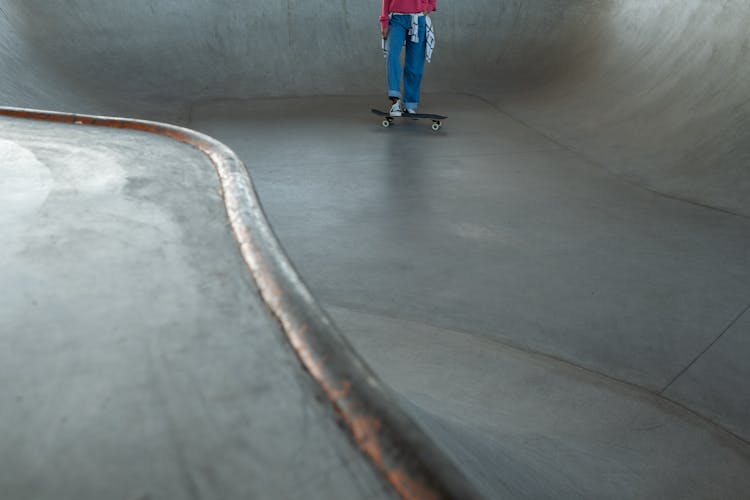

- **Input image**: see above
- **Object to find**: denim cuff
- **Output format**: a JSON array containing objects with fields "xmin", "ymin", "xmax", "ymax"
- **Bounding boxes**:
[
  {"xmin": 404, "ymin": 102, "xmax": 419, "ymax": 110},
  {"xmin": 388, "ymin": 91, "xmax": 402, "ymax": 99}
]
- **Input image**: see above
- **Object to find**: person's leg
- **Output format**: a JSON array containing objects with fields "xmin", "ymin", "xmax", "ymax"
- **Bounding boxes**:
[
  {"xmin": 387, "ymin": 15, "xmax": 409, "ymax": 102},
  {"xmin": 403, "ymin": 17, "xmax": 427, "ymax": 112}
]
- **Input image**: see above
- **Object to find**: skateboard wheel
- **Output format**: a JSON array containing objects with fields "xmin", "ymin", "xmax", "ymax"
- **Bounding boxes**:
[
  {"xmin": 382, "ymin": 119, "xmax": 391, "ymax": 128},
  {"xmin": 431, "ymin": 121, "xmax": 441, "ymax": 132}
]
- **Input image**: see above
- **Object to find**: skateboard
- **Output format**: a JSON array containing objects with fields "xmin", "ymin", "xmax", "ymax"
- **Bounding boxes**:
[{"xmin": 371, "ymin": 109, "xmax": 447, "ymax": 131}]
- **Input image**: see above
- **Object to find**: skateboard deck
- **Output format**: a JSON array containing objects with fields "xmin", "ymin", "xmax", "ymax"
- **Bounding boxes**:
[{"xmin": 371, "ymin": 108, "xmax": 447, "ymax": 131}]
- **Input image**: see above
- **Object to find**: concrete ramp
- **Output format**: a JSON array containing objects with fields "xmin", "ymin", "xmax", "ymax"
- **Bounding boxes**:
[
  {"xmin": 0, "ymin": 113, "xmax": 395, "ymax": 500},
  {"xmin": 3, "ymin": 1, "xmax": 749, "ymax": 213},
  {"xmin": 2, "ymin": 1, "xmax": 750, "ymax": 498}
]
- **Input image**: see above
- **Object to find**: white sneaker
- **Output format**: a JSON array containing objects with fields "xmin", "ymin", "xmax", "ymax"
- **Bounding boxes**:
[
  {"xmin": 389, "ymin": 100, "xmax": 402, "ymax": 117},
  {"xmin": 405, "ymin": 108, "xmax": 417, "ymax": 115}
]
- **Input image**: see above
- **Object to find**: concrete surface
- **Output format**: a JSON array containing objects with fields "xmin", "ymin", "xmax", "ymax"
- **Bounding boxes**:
[
  {"xmin": 2, "ymin": 0, "xmax": 750, "ymax": 498},
  {"xmin": 191, "ymin": 94, "xmax": 750, "ymax": 498},
  {"xmin": 0, "ymin": 117, "xmax": 393, "ymax": 499},
  {"xmin": 330, "ymin": 305, "xmax": 750, "ymax": 499}
]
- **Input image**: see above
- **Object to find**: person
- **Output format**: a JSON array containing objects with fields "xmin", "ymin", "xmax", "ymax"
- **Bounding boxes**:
[{"xmin": 380, "ymin": 0, "xmax": 436, "ymax": 116}]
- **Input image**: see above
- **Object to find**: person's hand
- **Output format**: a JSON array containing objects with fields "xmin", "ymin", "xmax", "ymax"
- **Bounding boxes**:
[
  {"xmin": 423, "ymin": 10, "xmax": 430, "ymax": 15},
  {"xmin": 381, "ymin": 25, "xmax": 389, "ymax": 39}
]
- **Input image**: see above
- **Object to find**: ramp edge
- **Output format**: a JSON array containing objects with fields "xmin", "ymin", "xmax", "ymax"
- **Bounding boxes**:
[{"xmin": 0, "ymin": 107, "xmax": 482, "ymax": 500}]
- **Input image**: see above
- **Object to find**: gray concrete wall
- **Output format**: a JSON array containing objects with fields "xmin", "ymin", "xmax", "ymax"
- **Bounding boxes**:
[
  {"xmin": 2, "ymin": 1, "xmax": 748, "ymax": 214},
  {"xmin": 2, "ymin": 1, "xmax": 750, "ymax": 495},
  {"xmin": 1, "ymin": 0, "xmax": 604, "ymax": 104},
  {"xmin": 492, "ymin": 0, "xmax": 750, "ymax": 217}
]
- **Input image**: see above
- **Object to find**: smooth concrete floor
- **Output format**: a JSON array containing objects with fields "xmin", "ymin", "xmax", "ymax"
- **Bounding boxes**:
[
  {"xmin": 189, "ymin": 93, "xmax": 750, "ymax": 499},
  {"xmin": 3, "ymin": 1, "xmax": 750, "ymax": 498},
  {"xmin": 0, "ymin": 116, "xmax": 393, "ymax": 500},
  {"xmin": 332, "ymin": 305, "xmax": 750, "ymax": 499}
]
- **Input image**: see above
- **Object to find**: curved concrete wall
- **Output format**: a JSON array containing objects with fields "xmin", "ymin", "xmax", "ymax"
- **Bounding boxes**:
[
  {"xmin": 2, "ymin": 1, "xmax": 748, "ymax": 214},
  {"xmin": 2, "ymin": 0, "xmax": 749, "ymax": 494},
  {"xmin": 492, "ymin": 0, "xmax": 750, "ymax": 217},
  {"xmin": 0, "ymin": 0, "xmax": 605, "ymax": 103}
]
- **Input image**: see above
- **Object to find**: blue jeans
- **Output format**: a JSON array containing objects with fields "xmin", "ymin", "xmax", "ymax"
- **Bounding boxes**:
[{"xmin": 387, "ymin": 14, "xmax": 426, "ymax": 111}]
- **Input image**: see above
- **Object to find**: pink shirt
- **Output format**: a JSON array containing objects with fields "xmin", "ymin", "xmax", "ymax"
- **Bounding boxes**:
[{"xmin": 380, "ymin": 0, "xmax": 437, "ymax": 30}]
